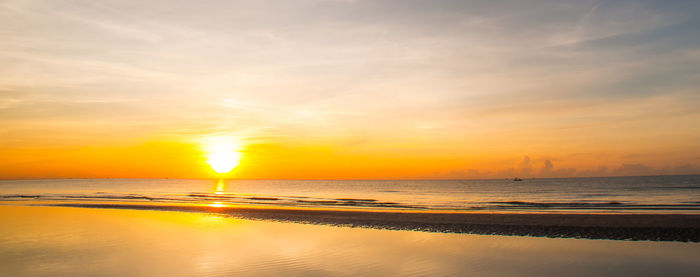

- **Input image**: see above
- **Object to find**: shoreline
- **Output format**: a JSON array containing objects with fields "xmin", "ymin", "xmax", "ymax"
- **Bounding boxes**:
[{"xmin": 44, "ymin": 203, "xmax": 700, "ymax": 242}]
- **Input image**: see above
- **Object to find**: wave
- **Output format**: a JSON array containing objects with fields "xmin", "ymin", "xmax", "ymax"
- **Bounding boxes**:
[
  {"xmin": 480, "ymin": 201, "xmax": 700, "ymax": 210},
  {"xmin": 2, "ymin": 193, "xmax": 700, "ymax": 212},
  {"xmin": 0, "ymin": 193, "xmax": 426, "ymax": 210}
]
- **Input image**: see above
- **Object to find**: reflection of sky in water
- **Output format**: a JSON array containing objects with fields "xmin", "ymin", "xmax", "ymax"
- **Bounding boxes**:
[{"xmin": 1, "ymin": 206, "xmax": 698, "ymax": 276}]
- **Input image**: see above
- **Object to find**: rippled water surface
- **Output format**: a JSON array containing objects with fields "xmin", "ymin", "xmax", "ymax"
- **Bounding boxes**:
[{"xmin": 1, "ymin": 175, "xmax": 699, "ymax": 213}]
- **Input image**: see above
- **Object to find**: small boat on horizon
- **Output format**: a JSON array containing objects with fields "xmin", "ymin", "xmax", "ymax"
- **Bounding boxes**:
[{"xmin": 513, "ymin": 177, "xmax": 523, "ymax": 181}]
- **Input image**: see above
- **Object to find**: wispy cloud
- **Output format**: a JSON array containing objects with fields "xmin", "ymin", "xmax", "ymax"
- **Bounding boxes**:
[{"xmin": 1, "ymin": 0, "xmax": 699, "ymax": 178}]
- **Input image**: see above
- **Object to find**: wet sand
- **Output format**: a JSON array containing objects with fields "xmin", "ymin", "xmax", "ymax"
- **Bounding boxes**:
[
  {"xmin": 50, "ymin": 203, "xmax": 700, "ymax": 242},
  {"xmin": 4, "ymin": 205, "xmax": 699, "ymax": 276}
]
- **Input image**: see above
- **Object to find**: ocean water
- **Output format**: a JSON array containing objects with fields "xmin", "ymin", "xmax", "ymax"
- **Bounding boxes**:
[{"xmin": 1, "ymin": 175, "xmax": 699, "ymax": 213}]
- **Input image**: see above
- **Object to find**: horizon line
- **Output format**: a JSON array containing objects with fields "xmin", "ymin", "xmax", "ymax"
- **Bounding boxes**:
[{"xmin": 2, "ymin": 173, "xmax": 699, "ymax": 182}]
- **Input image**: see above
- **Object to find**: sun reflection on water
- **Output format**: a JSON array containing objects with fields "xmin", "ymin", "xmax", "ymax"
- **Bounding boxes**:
[
  {"xmin": 206, "ymin": 179, "xmax": 228, "ymax": 207},
  {"xmin": 208, "ymin": 202, "xmax": 227, "ymax": 208},
  {"xmin": 215, "ymin": 179, "xmax": 225, "ymax": 195}
]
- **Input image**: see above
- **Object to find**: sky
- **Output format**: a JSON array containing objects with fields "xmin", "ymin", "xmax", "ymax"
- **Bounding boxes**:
[{"xmin": 1, "ymin": 0, "xmax": 699, "ymax": 179}]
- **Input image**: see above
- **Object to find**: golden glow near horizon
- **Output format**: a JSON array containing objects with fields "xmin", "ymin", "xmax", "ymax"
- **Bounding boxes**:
[{"xmin": 0, "ymin": 1, "xmax": 699, "ymax": 179}]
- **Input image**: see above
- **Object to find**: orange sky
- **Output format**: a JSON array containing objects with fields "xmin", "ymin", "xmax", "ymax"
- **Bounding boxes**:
[{"xmin": 1, "ymin": 0, "xmax": 699, "ymax": 179}]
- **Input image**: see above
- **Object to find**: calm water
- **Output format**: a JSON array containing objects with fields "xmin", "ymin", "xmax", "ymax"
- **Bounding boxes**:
[
  {"xmin": 1, "ymin": 175, "xmax": 699, "ymax": 213},
  {"xmin": 1, "ymin": 206, "xmax": 699, "ymax": 277}
]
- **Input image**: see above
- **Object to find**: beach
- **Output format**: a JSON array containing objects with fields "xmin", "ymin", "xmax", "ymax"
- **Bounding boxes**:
[
  {"xmin": 2, "ymin": 205, "xmax": 699, "ymax": 277},
  {"xmin": 2, "ymin": 178, "xmax": 700, "ymax": 275}
]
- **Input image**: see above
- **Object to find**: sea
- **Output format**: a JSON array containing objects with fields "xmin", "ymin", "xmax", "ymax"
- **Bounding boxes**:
[{"xmin": 1, "ymin": 175, "xmax": 699, "ymax": 213}]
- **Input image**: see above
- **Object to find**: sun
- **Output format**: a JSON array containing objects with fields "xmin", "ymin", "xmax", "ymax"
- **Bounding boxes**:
[
  {"xmin": 207, "ymin": 149, "xmax": 240, "ymax": 174},
  {"xmin": 202, "ymin": 137, "xmax": 242, "ymax": 174}
]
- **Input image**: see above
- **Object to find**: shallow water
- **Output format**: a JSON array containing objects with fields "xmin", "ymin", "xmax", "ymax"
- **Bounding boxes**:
[
  {"xmin": 0, "ymin": 206, "xmax": 698, "ymax": 277},
  {"xmin": 1, "ymin": 175, "xmax": 700, "ymax": 213}
]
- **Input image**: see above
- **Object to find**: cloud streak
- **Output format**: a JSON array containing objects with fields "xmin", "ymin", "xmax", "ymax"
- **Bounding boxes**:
[{"xmin": 1, "ymin": 0, "xmax": 699, "ymax": 178}]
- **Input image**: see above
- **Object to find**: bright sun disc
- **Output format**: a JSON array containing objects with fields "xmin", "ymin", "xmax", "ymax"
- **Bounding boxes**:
[{"xmin": 203, "ymin": 137, "xmax": 242, "ymax": 174}]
